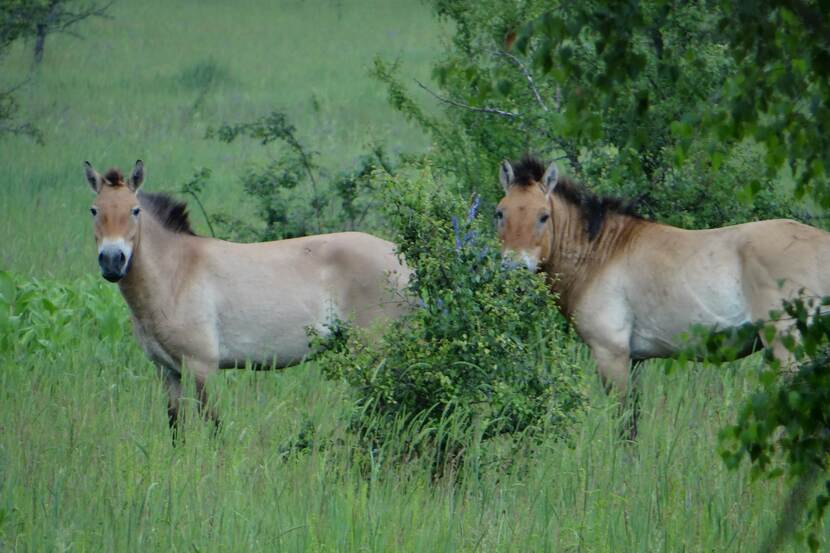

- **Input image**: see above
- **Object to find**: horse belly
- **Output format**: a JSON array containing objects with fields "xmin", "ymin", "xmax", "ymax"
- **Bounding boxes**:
[
  {"xmin": 629, "ymin": 265, "xmax": 751, "ymax": 359},
  {"xmin": 215, "ymin": 294, "xmax": 327, "ymax": 369}
]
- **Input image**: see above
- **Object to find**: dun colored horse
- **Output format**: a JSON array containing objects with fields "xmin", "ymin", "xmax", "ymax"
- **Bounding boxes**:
[
  {"xmin": 84, "ymin": 160, "xmax": 410, "ymax": 430},
  {"xmin": 496, "ymin": 156, "xmax": 830, "ymax": 435}
]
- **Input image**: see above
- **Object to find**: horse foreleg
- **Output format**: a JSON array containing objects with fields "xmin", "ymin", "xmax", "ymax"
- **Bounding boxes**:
[
  {"xmin": 156, "ymin": 365, "xmax": 183, "ymax": 440},
  {"xmin": 182, "ymin": 357, "xmax": 221, "ymax": 431},
  {"xmin": 591, "ymin": 344, "xmax": 639, "ymax": 440}
]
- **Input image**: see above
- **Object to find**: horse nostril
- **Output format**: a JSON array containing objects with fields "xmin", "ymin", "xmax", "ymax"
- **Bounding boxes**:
[
  {"xmin": 98, "ymin": 252, "xmax": 104, "ymax": 264},
  {"xmin": 118, "ymin": 251, "xmax": 126, "ymax": 265}
]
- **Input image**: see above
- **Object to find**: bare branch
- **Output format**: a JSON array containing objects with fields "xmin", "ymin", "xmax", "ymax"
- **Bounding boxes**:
[
  {"xmin": 415, "ymin": 78, "xmax": 581, "ymax": 173},
  {"xmin": 52, "ymin": 2, "xmax": 115, "ymax": 33},
  {"xmin": 1, "ymin": 74, "xmax": 34, "ymax": 96},
  {"xmin": 494, "ymin": 50, "xmax": 549, "ymax": 113},
  {"xmin": 756, "ymin": 466, "xmax": 821, "ymax": 553},
  {"xmin": 415, "ymin": 79, "xmax": 520, "ymax": 119}
]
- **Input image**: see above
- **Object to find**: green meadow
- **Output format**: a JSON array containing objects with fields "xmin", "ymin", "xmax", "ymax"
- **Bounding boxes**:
[{"xmin": 0, "ymin": 1, "xmax": 823, "ymax": 551}]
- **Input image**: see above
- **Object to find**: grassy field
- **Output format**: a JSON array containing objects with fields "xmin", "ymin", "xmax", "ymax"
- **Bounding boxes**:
[
  {"xmin": 0, "ymin": 0, "xmax": 440, "ymax": 278},
  {"xmin": 0, "ymin": 281, "xmax": 805, "ymax": 551},
  {"xmin": 0, "ymin": 1, "xmax": 825, "ymax": 551}
]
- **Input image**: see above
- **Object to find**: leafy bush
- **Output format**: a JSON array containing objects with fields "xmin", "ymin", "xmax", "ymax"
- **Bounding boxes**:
[
  {"xmin": 316, "ymin": 165, "xmax": 588, "ymax": 459},
  {"xmin": 0, "ymin": 271, "xmax": 129, "ymax": 358},
  {"xmin": 714, "ymin": 295, "xmax": 830, "ymax": 551}
]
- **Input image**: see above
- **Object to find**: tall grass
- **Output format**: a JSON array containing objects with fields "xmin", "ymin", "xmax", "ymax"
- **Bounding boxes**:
[{"xmin": 0, "ymin": 288, "xmax": 816, "ymax": 551}]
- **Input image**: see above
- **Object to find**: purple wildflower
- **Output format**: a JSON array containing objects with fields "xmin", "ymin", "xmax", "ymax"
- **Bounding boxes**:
[{"xmin": 467, "ymin": 194, "xmax": 480, "ymax": 223}]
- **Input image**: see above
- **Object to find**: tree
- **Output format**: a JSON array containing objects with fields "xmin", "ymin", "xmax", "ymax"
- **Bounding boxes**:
[
  {"xmin": 0, "ymin": 0, "xmax": 41, "ymax": 140},
  {"xmin": 512, "ymin": 0, "xmax": 830, "ymax": 207},
  {"xmin": 29, "ymin": 0, "xmax": 113, "ymax": 64}
]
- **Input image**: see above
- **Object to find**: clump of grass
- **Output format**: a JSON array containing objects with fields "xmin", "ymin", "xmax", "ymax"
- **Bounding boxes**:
[
  {"xmin": 178, "ymin": 58, "xmax": 233, "ymax": 118},
  {"xmin": 178, "ymin": 58, "xmax": 232, "ymax": 91}
]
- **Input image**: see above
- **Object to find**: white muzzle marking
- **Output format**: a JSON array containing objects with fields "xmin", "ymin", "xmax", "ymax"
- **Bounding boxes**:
[
  {"xmin": 502, "ymin": 249, "xmax": 539, "ymax": 271},
  {"xmin": 520, "ymin": 251, "xmax": 538, "ymax": 271},
  {"xmin": 99, "ymin": 237, "xmax": 132, "ymax": 273}
]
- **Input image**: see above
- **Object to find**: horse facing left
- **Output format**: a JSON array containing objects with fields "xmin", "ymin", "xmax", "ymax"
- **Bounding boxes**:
[{"xmin": 84, "ymin": 160, "xmax": 411, "ymax": 431}]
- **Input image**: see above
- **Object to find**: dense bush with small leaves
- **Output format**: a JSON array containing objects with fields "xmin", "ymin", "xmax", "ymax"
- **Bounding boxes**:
[{"xmin": 315, "ymin": 166, "xmax": 588, "ymax": 453}]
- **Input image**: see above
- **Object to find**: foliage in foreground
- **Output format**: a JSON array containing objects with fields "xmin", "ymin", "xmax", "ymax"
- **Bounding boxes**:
[
  {"xmin": 2, "ymin": 333, "xmax": 802, "ymax": 552},
  {"xmin": 0, "ymin": 270, "xmax": 128, "ymax": 358},
  {"xmin": 316, "ymin": 166, "xmax": 588, "ymax": 458},
  {"xmin": 714, "ymin": 295, "xmax": 830, "ymax": 552}
]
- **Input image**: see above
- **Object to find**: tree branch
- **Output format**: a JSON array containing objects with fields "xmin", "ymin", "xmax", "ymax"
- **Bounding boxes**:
[
  {"xmin": 415, "ymin": 79, "xmax": 581, "ymax": 173},
  {"xmin": 756, "ymin": 466, "xmax": 822, "ymax": 553},
  {"xmin": 415, "ymin": 79, "xmax": 520, "ymax": 118},
  {"xmin": 494, "ymin": 50, "xmax": 549, "ymax": 113},
  {"xmin": 52, "ymin": 1, "xmax": 114, "ymax": 32}
]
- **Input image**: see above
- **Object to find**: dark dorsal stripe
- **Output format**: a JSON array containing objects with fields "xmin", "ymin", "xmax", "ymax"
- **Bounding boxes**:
[
  {"xmin": 510, "ymin": 156, "xmax": 641, "ymax": 241},
  {"xmin": 138, "ymin": 191, "xmax": 196, "ymax": 235}
]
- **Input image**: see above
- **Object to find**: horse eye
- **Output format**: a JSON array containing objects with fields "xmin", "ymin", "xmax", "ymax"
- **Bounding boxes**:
[
  {"xmin": 495, "ymin": 210, "xmax": 504, "ymax": 220},
  {"xmin": 131, "ymin": 206, "xmax": 141, "ymax": 216},
  {"xmin": 90, "ymin": 207, "xmax": 98, "ymax": 216},
  {"xmin": 539, "ymin": 213, "xmax": 550, "ymax": 224}
]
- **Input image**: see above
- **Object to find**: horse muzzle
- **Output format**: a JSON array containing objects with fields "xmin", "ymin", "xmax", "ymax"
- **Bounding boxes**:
[
  {"xmin": 98, "ymin": 247, "xmax": 130, "ymax": 282},
  {"xmin": 501, "ymin": 250, "xmax": 541, "ymax": 272}
]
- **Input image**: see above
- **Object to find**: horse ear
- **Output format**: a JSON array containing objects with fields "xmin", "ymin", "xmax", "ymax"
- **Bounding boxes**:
[
  {"xmin": 499, "ymin": 160, "xmax": 514, "ymax": 192},
  {"xmin": 84, "ymin": 161, "xmax": 103, "ymax": 193},
  {"xmin": 542, "ymin": 161, "xmax": 559, "ymax": 196},
  {"xmin": 128, "ymin": 160, "xmax": 144, "ymax": 191}
]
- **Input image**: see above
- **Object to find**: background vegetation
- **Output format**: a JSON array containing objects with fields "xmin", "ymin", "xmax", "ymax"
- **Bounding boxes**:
[{"xmin": 2, "ymin": 0, "xmax": 829, "ymax": 551}]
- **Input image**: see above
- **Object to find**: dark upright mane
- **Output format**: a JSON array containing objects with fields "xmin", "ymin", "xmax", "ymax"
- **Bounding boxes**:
[
  {"xmin": 104, "ymin": 168, "xmax": 125, "ymax": 185},
  {"xmin": 511, "ymin": 157, "xmax": 547, "ymax": 187},
  {"xmin": 510, "ymin": 156, "xmax": 641, "ymax": 240},
  {"xmin": 138, "ymin": 192, "xmax": 196, "ymax": 235}
]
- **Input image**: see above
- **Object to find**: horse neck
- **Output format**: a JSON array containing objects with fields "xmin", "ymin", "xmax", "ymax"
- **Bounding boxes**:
[
  {"xmin": 118, "ymin": 215, "xmax": 188, "ymax": 319},
  {"xmin": 545, "ymin": 196, "xmax": 642, "ymax": 315}
]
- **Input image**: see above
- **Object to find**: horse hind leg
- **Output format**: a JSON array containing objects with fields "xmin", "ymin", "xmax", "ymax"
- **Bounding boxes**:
[{"xmin": 745, "ymin": 289, "xmax": 800, "ymax": 372}]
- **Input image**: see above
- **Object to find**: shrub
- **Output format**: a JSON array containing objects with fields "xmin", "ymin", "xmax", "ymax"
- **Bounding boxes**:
[
  {"xmin": 207, "ymin": 111, "xmax": 393, "ymax": 241},
  {"xmin": 315, "ymin": 165, "xmax": 588, "ymax": 461}
]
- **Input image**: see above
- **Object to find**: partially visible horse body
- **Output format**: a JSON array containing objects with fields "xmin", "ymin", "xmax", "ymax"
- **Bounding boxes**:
[
  {"xmin": 84, "ymin": 160, "xmax": 410, "ymax": 429},
  {"xmin": 496, "ymin": 157, "xmax": 830, "ymax": 435}
]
